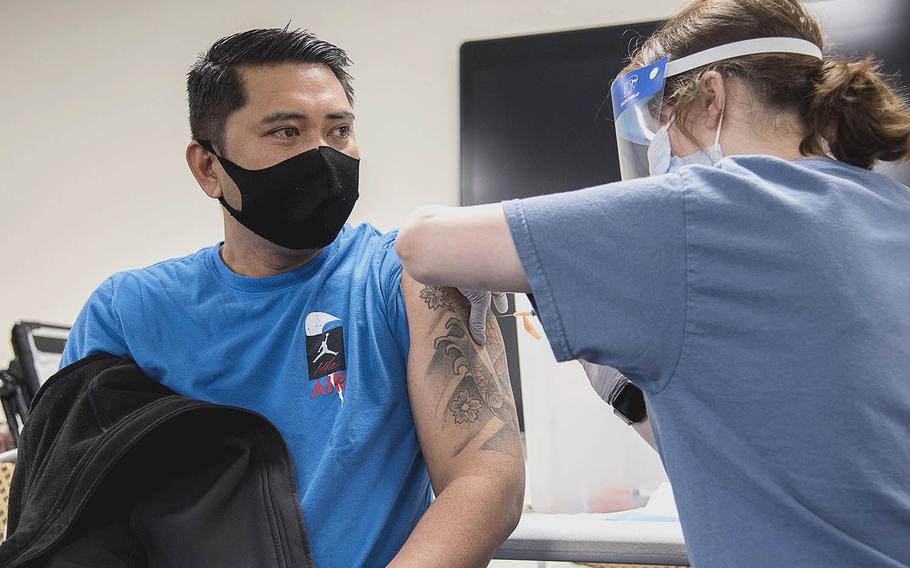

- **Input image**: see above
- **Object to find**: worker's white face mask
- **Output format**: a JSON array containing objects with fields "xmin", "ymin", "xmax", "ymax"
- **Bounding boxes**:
[{"xmin": 647, "ymin": 113, "xmax": 724, "ymax": 176}]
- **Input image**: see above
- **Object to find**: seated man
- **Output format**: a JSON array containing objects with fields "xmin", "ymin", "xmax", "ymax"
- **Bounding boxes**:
[{"xmin": 60, "ymin": 27, "xmax": 524, "ymax": 567}]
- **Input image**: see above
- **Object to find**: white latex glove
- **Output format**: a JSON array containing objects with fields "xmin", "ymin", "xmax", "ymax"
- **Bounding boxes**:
[
  {"xmin": 457, "ymin": 288, "xmax": 508, "ymax": 344},
  {"xmin": 577, "ymin": 359, "xmax": 627, "ymax": 403}
]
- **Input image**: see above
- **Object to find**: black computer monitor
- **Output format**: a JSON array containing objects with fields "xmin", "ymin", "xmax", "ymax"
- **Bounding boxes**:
[{"xmin": 461, "ymin": 20, "xmax": 660, "ymax": 207}]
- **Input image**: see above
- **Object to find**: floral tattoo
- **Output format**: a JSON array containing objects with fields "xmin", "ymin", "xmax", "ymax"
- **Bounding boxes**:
[
  {"xmin": 420, "ymin": 286, "xmax": 455, "ymax": 312},
  {"xmin": 449, "ymin": 389, "xmax": 483, "ymax": 424},
  {"xmin": 421, "ymin": 286, "xmax": 520, "ymax": 457}
]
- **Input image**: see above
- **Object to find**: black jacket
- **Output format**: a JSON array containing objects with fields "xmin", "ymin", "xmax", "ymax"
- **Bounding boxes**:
[{"xmin": 0, "ymin": 353, "xmax": 314, "ymax": 568}]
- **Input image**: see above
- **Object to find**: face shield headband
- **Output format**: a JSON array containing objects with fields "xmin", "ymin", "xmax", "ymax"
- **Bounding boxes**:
[{"xmin": 610, "ymin": 37, "xmax": 824, "ymax": 180}]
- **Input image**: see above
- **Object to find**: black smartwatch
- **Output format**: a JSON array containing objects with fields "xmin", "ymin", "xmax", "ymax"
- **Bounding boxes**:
[{"xmin": 607, "ymin": 374, "xmax": 647, "ymax": 425}]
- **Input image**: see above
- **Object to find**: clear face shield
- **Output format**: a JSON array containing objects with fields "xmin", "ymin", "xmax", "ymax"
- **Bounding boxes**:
[
  {"xmin": 610, "ymin": 37, "xmax": 826, "ymax": 180},
  {"xmin": 611, "ymin": 57, "xmax": 670, "ymax": 181}
]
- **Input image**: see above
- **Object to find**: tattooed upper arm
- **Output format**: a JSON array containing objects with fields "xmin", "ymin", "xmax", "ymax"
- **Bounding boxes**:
[{"xmin": 403, "ymin": 273, "xmax": 523, "ymax": 478}]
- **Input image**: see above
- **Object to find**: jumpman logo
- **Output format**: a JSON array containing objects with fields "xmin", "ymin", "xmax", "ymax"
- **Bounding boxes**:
[{"xmin": 312, "ymin": 330, "xmax": 339, "ymax": 363}]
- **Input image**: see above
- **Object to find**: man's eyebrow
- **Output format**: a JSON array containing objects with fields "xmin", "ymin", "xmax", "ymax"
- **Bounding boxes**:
[
  {"xmin": 259, "ymin": 110, "xmax": 355, "ymax": 124},
  {"xmin": 261, "ymin": 112, "xmax": 307, "ymax": 124},
  {"xmin": 326, "ymin": 111, "xmax": 355, "ymax": 121}
]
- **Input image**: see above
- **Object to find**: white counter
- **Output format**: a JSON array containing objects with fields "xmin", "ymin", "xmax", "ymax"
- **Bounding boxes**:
[{"xmin": 496, "ymin": 512, "xmax": 688, "ymax": 565}]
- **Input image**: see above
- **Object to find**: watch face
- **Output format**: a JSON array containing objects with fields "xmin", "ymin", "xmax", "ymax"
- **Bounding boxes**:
[{"xmin": 613, "ymin": 382, "xmax": 647, "ymax": 424}]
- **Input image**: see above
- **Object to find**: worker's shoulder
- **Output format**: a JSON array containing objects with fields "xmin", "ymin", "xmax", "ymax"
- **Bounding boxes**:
[
  {"xmin": 691, "ymin": 154, "xmax": 904, "ymax": 195},
  {"xmin": 685, "ymin": 155, "xmax": 909, "ymax": 217}
]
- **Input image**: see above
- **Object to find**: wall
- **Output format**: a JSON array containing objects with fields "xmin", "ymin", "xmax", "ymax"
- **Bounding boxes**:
[{"xmin": 0, "ymin": 0, "xmax": 689, "ymax": 364}]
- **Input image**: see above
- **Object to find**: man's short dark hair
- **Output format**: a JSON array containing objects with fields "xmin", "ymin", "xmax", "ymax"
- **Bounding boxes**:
[{"xmin": 187, "ymin": 26, "xmax": 354, "ymax": 152}]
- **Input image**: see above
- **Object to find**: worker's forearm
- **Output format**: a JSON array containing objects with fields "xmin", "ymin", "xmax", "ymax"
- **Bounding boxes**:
[{"xmin": 387, "ymin": 473, "xmax": 524, "ymax": 568}]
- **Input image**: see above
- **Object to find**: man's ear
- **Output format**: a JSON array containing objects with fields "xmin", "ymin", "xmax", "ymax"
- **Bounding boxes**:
[
  {"xmin": 697, "ymin": 71, "xmax": 727, "ymax": 130},
  {"xmin": 186, "ymin": 141, "xmax": 223, "ymax": 199}
]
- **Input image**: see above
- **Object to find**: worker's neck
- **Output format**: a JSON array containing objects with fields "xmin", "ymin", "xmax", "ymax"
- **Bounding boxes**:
[
  {"xmin": 220, "ymin": 216, "xmax": 320, "ymax": 277},
  {"xmin": 722, "ymin": 118, "xmax": 819, "ymax": 162},
  {"xmin": 726, "ymin": 138, "xmax": 809, "ymax": 162}
]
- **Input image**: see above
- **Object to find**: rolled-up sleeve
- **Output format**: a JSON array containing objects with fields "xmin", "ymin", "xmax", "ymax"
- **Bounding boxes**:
[{"xmin": 503, "ymin": 175, "xmax": 688, "ymax": 392}]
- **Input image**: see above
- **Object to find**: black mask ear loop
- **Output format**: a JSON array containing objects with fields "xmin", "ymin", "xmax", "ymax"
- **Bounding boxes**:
[
  {"xmin": 196, "ymin": 139, "xmax": 239, "ymax": 214},
  {"xmin": 196, "ymin": 139, "xmax": 219, "ymax": 158}
]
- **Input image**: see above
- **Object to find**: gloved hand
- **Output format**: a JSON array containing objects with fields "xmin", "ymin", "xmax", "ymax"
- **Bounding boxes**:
[
  {"xmin": 457, "ymin": 288, "xmax": 508, "ymax": 345},
  {"xmin": 577, "ymin": 359, "xmax": 627, "ymax": 403}
]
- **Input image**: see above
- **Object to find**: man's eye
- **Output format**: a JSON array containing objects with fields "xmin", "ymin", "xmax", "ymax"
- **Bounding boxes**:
[
  {"xmin": 273, "ymin": 127, "xmax": 299, "ymax": 138},
  {"xmin": 333, "ymin": 125, "xmax": 351, "ymax": 138}
]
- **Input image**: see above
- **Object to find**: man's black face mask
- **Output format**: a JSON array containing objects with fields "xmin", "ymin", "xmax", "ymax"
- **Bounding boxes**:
[{"xmin": 198, "ymin": 140, "xmax": 360, "ymax": 250}]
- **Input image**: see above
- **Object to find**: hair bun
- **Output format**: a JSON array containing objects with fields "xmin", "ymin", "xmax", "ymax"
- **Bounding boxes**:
[{"xmin": 802, "ymin": 57, "xmax": 910, "ymax": 168}]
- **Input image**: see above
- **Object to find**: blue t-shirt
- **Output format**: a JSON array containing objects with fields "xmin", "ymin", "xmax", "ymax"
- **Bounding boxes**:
[
  {"xmin": 61, "ymin": 223, "xmax": 432, "ymax": 568},
  {"xmin": 504, "ymin": 156, "xmax": 910, "ymax": 567}
]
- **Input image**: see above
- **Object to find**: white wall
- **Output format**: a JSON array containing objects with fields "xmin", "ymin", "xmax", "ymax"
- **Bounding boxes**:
[
  {"xmin": 0, "ymin": 0, "xmax": 688, "ymax": 364},
  {"xmin": 513, "ymin": 295, "xmax": 668, "ymax": 515}
]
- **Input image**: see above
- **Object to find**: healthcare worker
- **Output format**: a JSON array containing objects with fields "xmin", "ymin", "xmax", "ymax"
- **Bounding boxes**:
[{"xmin": 396, "ymin": 0, "xmax": 910, "ymax": 566}]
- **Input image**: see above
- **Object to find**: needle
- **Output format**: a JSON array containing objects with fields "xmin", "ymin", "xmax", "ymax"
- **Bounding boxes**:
[
  {"xmin": 494, "ymin": 310, "xmax": 542, "ymax": 340},
  {"xmin": 495, "ymin": 309, "xmax": 537, "ymax": 319}
]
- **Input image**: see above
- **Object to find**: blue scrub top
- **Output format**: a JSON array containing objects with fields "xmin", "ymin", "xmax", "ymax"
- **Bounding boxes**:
[{"xmin": 504, "ymin": 156, "xmax": 910, "ymax": 568}]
